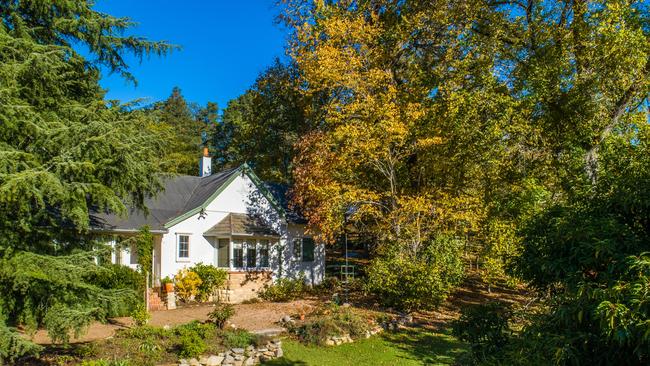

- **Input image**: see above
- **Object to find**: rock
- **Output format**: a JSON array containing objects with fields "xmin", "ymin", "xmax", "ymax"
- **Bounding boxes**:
[
  {"xmin": 275, "ymin": 348, "xmax": 283, "ymax": 358},
  {"xmin": 235, "ymin": 355, "xmax": 243, "ymax": 361},
  {"xmin": 281, "ymin": 315, "xmax": 293, "ymax": 323},
  {"xmin": 257, "ymin": 347, "xmax": 268, "ymax": 352},
  {"xmin": 232, "ymin": 348, "xmax": 245, "ymax": 354},
  {"xmin": 233, "ymin": 360, "xmax": 244, "ymax": 366},
  {"xmin": 224, "ymin": 355, "xmax": 235, "ymax": 363},
  {"xmin": 179, "ymin": 359, "xmax": 188, "ymax": 365},
  {"xmin": 246, "ymin": 345, "xmax": 255, "ymax": 351},
  {"xmin": 199, "ymin": 356, "xmax": 209, "ymax": 364},
  {"xmin": 206, "ymin": 355, "xmax": 224, "ymax": 366},
  {"xmin": 189, "ymin": 358, "xmax": 201, "ymax": 366},
  {"xmin": 325, "ymin": 338, "xmax": 335, "ymax": 346},
  {"xmin": 163, "ymin": 324, "xmax": 171, "ymax": 330}
]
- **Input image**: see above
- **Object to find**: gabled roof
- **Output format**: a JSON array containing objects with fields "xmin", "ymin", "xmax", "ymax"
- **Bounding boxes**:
[
  {"xmin": 90, "ymin": 167, "xmax": 240, "ymax": 233},
  {"xmin": 90, "ymin": 164, "xmax": 295, "ymax": 234}
]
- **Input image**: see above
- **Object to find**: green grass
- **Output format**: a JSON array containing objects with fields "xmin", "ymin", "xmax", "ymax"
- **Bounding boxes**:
[{"xmin": 263, "ymin": 328, "xmax": 468, "ymax": 366}]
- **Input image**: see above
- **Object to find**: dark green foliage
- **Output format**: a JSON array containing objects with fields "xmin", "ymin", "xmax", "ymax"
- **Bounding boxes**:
[
  {"xmin": 208, "ymin": 302, "xmax": 235, "ymax": 329},
  {"xmin": 365, "ymin": 236, "xmax": 465, "ymax": 311},
  {"xmin": 148, "ymin": 87, "xmax": 213, "ymax": 175},
  {"xmin": 0, "ymin": 0, "xmax": 172, "ymax": 361},
  {"xmin": 213, "ymin": 60, "xmax": 315, "ymax": 183},
  {"xmin": 0, "ymin": 322, "xmax": 43, "ymax": 364},
  {"xmin": 502, "ymin": 127, "xmax": 650, "ymax": 365},
  {"xmin": 87, "ymin": 263, "xmax": 145, "ymax": 295},
  {"xmin": 452, "ymin": 302, "xmax": 512, "ymax": 362},
  {"xmin": 190, "ymin": 263, "xmax": 227, "ymax": 302},
  {"xmin": 259, "ymin": 275, "xmax": 307, "ymax": 302}
]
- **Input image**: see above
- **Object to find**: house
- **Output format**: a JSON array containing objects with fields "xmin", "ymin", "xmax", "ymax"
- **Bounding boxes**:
[{"xmin": 92, "ymin": 149, "xmax": 324, "ymax": 303}]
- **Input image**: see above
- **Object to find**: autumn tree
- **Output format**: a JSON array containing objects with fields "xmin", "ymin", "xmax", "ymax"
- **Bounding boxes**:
[{"xmin": 0, "ymin": 0, "xmax": 173, "ymax": 361}]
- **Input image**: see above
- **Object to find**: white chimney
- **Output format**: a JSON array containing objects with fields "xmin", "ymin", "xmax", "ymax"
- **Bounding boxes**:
[{"xmin": 199, "ymin": 146, "xmax": 212, "ymax": 177}]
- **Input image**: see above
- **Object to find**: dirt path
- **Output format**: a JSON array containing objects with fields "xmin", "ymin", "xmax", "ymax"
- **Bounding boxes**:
[{"xmin": 29, "ymin": 300, "xmax": 316, "ymax": 345}]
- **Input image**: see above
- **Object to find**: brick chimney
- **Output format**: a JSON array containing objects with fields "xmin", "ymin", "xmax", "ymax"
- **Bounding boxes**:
[{"xmin": 199, "ymin": 146, "xmax": 212, "ymax": 177}]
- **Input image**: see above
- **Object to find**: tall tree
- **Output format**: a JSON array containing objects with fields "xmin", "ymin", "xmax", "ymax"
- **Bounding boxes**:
[
  {"xmin": 213, "ymin": 60, "xmax": 314, "ymax": 183},
  {"xmin": 0, "ymin": 0, "xmax": 173, "ymax": 361},
  {"xmin": 150, "ymin": 87, "xmax": 210, "ymax": 175}
]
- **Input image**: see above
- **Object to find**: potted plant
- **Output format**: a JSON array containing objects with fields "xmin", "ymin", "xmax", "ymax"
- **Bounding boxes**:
[{"xmin": 161, "ymin": 276, "xmax": 174, "ymax": 293}]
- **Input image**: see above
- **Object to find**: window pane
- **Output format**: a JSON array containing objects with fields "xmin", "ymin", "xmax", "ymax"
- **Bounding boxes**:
[
  {"xmin": 246, "ymin": 246, "xmax": 257, "ymax": 268},
  {"xmin": 178, "ymin": 235, "xmax": 189, "ymax": 258},
  {"xmin": 259, "ymin": 240, "xmax": 269, "ymax": 267},
  {"xmin": 217, "ymin": 239, "xmax": 229, "ymax": 268},
  {"xmin": 233, "ymin": 240, "xmax": 243, "ymax": 268},
  {"xmin": 302, "ymin": 238, "xmax": 315, "ymax": 262},
  {"xmin": 293, "ymin": 238, "xmax": 301, "ymax": 259}
]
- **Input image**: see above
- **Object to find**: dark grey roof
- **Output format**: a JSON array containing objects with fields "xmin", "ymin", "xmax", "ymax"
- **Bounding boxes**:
[
  {"xmin": 264, "ymin": 183, "xmax": 307, "ymax": 224},
  {"xmin": 90, "ymin": 167, "xmax": 240, "ymax": 232}
]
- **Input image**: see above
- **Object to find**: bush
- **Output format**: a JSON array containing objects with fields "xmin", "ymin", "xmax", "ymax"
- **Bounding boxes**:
[
  {"xmin": 88, "ymin": 264, "xmax": 145, "ymax": 294},
  {"xmin": 176, "ymin": 332, "xmax": 206, "ymax": 358},
  {"xmin": 222, "ymin": 329, "xmax": 254, "ymax": 348},
  {"xmin": 130, "ymin": 303, "xmax": 151, "ymax": 326},
  {"xmin": 207, "ymin": 302, "xmax": 235, "ymax": 329},
  {"xmin": 190, "ymin": 263, "xmax": 227, "ymax": 302},
  {"xmin": 174, "ymin": 268, "xmax": 202, "ymax": 302},
  {"xmin": 173, "ymin": 321, "xmax": 215, "ymax": 358},
  {"xmin": 259, "ymin": 275, "xmax": 307, "ymax": 302},
  {"xmin": 452, "ymin": 302, "xmax": 512, "ymax": 361},
  {"xmin": 365, "ymin": 235, "xmax": 464, "ymax": 311},
  {"xmin": 291, "ymin": 304, "xmax": 370, "ymax": 345}
]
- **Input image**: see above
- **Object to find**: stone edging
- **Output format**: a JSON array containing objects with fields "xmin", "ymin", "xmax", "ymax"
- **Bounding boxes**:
[{"xmin": 178, "ymin": 340, "xmax": 283, "ymax": 366}]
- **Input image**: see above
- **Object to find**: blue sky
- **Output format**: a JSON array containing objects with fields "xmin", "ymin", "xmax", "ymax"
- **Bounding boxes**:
[{"xmin": 94, "ymin": 0, "xmax": 288, "ymax": 109}]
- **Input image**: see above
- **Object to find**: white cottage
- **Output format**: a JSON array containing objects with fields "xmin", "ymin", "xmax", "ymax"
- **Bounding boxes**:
[{"xmin": 92, "ymin": 150, "xmax": 324, "ymax": 302}]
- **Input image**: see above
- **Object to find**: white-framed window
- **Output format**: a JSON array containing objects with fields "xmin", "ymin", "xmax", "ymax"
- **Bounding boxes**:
[
  {"xmin": 259, "ymin": 239, "xmax": 270, "ymax": 268},
  {"xmin": 232, "ymin": 239, "xmax": 244, "ymax": 268},
  {"xmin": 229, "ymin": 238, "xmax": 273, "ymax": 270},
  {"xmin": 177, "ymin": 234, "xmax": 190, "ymax": 261}
]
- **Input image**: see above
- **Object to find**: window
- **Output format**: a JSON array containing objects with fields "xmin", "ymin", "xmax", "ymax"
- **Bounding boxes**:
[
  {"xmin": 302, "ymin": 237, "xmax": 315, "ymax": 262},
  {"xmin": 246, "ymin": 240, "xmax": 257, "ymax": 268},
  {"xmin": 259, "ymin": 240, "xmax": 270, "ymax": 267},
  {"xmin": 293, "ymin": 238, "xmax": 302, "ymax": 260},
  {"xmin": 232, "ymin": 240, "xmax": 244, "ymax": 268},
  {"xmin": 178, "ymin": 235, "xmax": 190, "ymax": 259},
  {"xmin": 217, "ymin": 238, "xmax": 229, "ymax": 268}
]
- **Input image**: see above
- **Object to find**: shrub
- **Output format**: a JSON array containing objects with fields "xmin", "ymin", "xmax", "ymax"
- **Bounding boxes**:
[
  {"xmin": 130, "ymin": 303, "xmax": 151, "ymax": 326},
  {"xmin": 190, "ymin": 263, "xmax": 227, "ymax": 302},
  {"xmin": 207, "ymin": 302, "xmax": 235, "ymax": 329},
  {"xmin": 259, "ymin": 275, "xmax": 307, "ymax": 302},
  {"xmin": 88, "ymin": 264, "xmax": 145, "ymax": 294},
  {"xmin": 452, "ymin": 302, "xmax": 512, "ymax": 361},
  {"xmin": 174, "ymin": 268, "xmax": 202, "ymax": 302},
  {"xmin": 365, "ymin": 235, "xmax": 464, "ymax": 311},
  {"xmin": 291, "ymin": 305, "xmax": 370, "ymax": 345},
  {"xmin": 173, "ymin": 321, "xmax": 216, "ymax": 339},
  {"xmin": 176, "ymin": 332, "xmax": 206, "ymax": 358},
  {"xmin": 222, "ymin": 329, "xmax": 254, "ymax": 348}
]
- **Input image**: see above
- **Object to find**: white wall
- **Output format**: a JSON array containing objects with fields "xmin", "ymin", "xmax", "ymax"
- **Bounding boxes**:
[{"xmin": 155, "ymin": 172, "xmax": 325, "ymax": 286}]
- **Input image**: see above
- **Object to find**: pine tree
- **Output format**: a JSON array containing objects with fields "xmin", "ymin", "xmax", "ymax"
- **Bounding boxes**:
[{"xmin": 0, "ymin": 0, "xmax": 174, "ymax": 361}]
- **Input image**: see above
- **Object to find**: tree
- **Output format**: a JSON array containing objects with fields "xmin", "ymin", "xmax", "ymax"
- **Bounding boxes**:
[
  {"xmin": 0, "ymin": 0, "xmax": 173, "ymax": 361},
  {"xmin": 149, "ymin": 87, "xmax": 212, "ymax": 175},
  {"xmin": 213, "ymin": 59, "xmax": 314, "ymax": 183}
]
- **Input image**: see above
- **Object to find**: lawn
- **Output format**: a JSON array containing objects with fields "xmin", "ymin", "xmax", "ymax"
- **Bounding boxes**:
[{"xmin": 264, "ymin": 328, "xmax": 468, "ymax": 366}]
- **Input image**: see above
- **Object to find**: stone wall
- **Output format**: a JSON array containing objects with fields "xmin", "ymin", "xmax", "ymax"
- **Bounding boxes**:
[
  {"xmin": 217, "ymin": 271, "xmax": 272, "ymax": 303},
  {"xmin": 178, "ymin": 340, "xmax": 283, "ymax": 366}
]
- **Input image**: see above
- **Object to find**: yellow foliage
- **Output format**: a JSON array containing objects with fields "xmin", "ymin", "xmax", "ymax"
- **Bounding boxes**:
[{"xmin": 174, "ymin": 268, "xmax": 202, "ymax": 303}]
